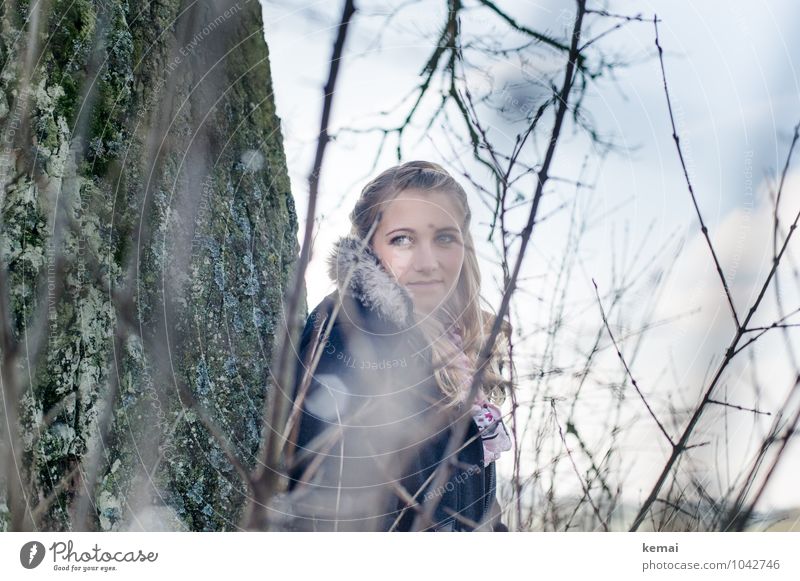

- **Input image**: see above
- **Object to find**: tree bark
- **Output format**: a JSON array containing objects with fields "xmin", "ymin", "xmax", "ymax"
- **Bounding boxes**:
[{"xmin": 0, "ymin": 0, "xmax": 299, "ymax": 531}]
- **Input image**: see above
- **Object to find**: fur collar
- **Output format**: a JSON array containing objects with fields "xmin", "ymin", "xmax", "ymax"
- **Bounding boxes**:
[{"xmin": 326, "ymin": 235, "xmax": 415, "ymax": 329}]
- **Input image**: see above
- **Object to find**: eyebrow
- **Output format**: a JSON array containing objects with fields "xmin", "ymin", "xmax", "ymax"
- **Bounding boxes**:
[{"xmin": 386, "ymin": 226, "xmax": 460, "ymax": 236}]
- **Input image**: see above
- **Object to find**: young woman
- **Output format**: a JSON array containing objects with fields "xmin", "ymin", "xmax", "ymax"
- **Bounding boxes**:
[{"xmin": 284, "ymin": 161, "xmax": 512, "ymax": 532}]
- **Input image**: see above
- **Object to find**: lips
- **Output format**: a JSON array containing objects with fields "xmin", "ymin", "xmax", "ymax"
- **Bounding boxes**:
[{"xmin": 407, "ymin": 281, "xmax": 444, "ymax": 292}]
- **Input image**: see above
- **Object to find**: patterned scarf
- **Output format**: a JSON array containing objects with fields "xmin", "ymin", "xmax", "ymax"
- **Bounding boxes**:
[{"xmin": 446, "ymin": 326, "xmax": 512, "ymax": 464}]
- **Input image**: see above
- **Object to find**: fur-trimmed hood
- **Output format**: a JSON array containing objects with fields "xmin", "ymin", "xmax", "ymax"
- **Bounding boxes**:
[{"xmin": 326, "ymin": 235, "xmax": 415, "ymax": 329}]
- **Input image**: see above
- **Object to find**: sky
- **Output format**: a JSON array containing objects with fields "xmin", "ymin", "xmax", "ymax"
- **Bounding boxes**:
[{"xmin": 259, "ymin": 0, "xmax": 800, "ymax": 524}]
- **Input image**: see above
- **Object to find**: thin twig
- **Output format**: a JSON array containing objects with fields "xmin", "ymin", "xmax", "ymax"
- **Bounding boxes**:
[
  {"xmin": 654, "ymin": 16, "xmax": 740, "ymax": 329},
  {"xmin": 706, "ymin": 398, "xmax": 770, "ymax": 417},
  {"xmin": 592, "ymin": 279, "xmax": 675, "ymax": 446}
]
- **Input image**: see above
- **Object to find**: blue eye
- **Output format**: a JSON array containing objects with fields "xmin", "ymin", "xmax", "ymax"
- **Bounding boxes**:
[
  {"xmin": 389, "ymin": 233, "xmax": 459, "ymax": 246},
  {"xmin": 390, "ymin": 234, "xmax": 412, "ymax": 246}
]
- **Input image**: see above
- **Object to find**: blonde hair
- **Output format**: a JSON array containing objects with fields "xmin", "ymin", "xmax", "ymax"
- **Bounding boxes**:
[{"xmin": 349, "ymin": 160, "xmax": 513, "ymax": 408}]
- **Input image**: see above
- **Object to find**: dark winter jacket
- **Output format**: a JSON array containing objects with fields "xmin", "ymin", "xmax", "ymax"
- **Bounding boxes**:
[{"xmin": 285, "ymin": 236, "xmax": 504, "ymax": 532}]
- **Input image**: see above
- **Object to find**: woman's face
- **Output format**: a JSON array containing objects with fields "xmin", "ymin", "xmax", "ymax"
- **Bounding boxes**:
[{"xmin": 371, "ymin": 189, "xmax": 466, "ymax": 317}]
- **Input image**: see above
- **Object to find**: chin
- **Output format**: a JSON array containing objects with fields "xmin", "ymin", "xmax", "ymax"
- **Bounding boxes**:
[{"xmin": 414, "ymin": 299, "xmax": 446, "ymax": 316}]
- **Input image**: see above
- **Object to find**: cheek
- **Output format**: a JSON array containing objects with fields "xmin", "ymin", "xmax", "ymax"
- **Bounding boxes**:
[
  {"xmin": 378, "ymin": 247, "xmax": 412, "ymax": 278},
  {"xmin": 442, "ymin": 247, "xmax": 465, "ymax": 276}
]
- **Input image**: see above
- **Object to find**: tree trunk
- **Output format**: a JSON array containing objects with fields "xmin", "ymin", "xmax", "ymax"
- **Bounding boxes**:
[{"xmin": 0, "ymin": 0, "xmax": 299, "ymax": 531}]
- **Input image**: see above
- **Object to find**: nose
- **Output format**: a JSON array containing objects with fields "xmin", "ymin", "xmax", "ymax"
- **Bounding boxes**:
[{"xmin": 411, "ymin": 241, "xmax": 439, "ymax": 273}]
